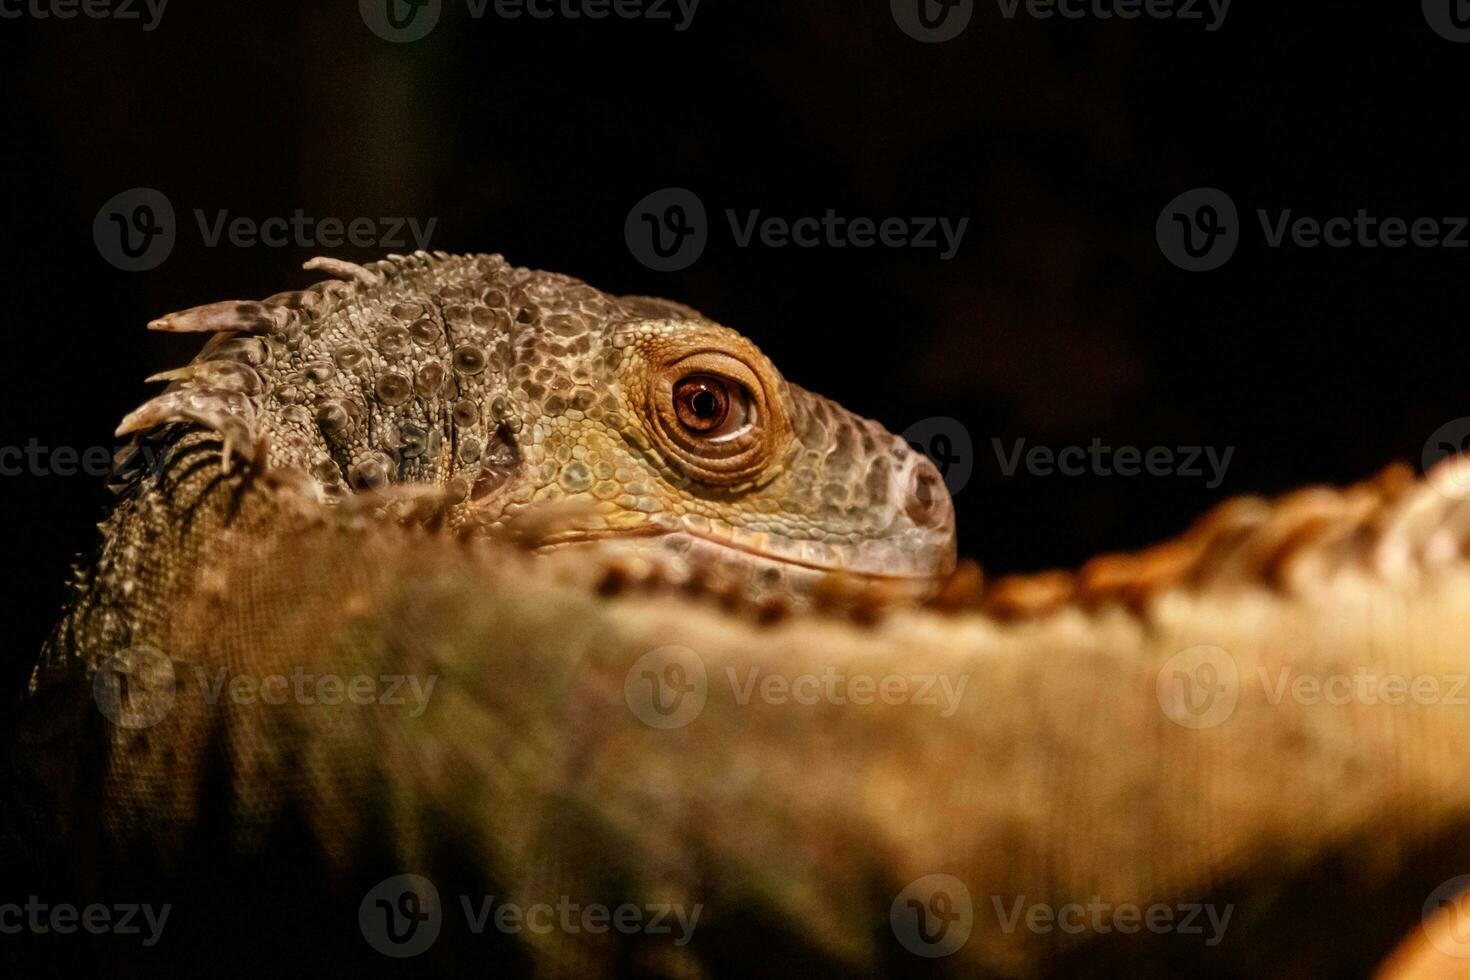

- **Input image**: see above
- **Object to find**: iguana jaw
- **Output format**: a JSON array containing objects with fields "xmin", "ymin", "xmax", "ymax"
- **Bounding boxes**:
[
  {"xmin": 535, "ymin": 514, "xmax": 956, "ymax": 598},
  {"xmin": 671, "ymin": 526, "xmax": 952, "ymax": 580}
]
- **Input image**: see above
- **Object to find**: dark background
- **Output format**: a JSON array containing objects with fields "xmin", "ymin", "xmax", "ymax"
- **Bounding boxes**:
[{"xmin": 3, "ymin": 0, "xmax": 1467, "ymax": 702}]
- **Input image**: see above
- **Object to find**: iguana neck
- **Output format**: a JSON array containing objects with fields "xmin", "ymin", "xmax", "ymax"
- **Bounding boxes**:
[{"xmin": 34, "ymin": 432, "xmax": 281, "ymax": 693}]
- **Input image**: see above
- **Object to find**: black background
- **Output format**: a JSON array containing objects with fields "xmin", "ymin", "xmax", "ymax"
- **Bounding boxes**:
[{"xmin": 4, "ymin": 0, "xmax": 1468, "ymax": 702}]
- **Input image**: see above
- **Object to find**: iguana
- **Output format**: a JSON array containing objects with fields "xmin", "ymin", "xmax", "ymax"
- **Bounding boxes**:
[{"xmin": 6, "ymin": 251, "xmax": 1470, "ymax": 978}]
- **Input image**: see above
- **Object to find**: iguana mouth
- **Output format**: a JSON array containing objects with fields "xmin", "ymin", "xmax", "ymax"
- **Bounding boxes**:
[
  {"xmin": 535, "ymin": 524, "xmax": 951, "ymax": 586},
  {"xmin": 670, "ymin": 528, "xmax": 946, "ymax": 581}
]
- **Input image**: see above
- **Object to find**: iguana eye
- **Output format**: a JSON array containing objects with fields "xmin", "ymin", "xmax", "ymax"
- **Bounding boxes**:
[
  {"xmin": 672, "ymin": 375, "xmax": 751, "ymax": 439},
  {"xmin": 639, "ymin": 343, "xmax": 789, "ymax": 487}
]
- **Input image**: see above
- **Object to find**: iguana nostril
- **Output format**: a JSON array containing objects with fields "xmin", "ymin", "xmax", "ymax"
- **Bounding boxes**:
[{"xmin": 905, "ymin": 460, "xmax": 950, "ymax": 528}]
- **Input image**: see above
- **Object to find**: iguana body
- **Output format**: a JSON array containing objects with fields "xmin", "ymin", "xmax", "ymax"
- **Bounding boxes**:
[{"xmin": 6, "ymin": 252, "xmax": 1470, "ymax": 977}]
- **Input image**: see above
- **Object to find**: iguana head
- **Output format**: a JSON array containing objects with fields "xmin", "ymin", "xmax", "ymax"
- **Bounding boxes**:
[
  {"xmin": 130, "ymin": 251, "xmax": 956, "ymax": 601},
  {"xmin": 483, "ymin": 301, "xmax": 957, "ymax": 599}
]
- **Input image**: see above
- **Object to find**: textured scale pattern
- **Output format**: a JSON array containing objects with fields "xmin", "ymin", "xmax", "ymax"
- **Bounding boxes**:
[
  {"xmin": 137, "ymin": 251, "xmax": 956, "ymax": 555},
  {"xmin": 38, "ymin": 251, "xmax": 956, "ymax": 688},
  {"xmin": 14, "ymin": 252, "xmax": 1470, "ymax": 978}
]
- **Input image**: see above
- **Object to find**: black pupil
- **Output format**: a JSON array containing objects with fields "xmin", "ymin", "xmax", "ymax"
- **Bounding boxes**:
[{"xmin": 690, "ymin": 387, "xmax": 719, "ymax": 418}]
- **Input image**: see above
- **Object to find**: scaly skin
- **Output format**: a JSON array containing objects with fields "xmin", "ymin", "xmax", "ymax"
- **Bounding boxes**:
[
  {"xmin": 13, "ymin": 454, "xmax": 1470, "ymax": 978},
  {"xmin": 38, "ymin": 250, "xmax": 954, "ymax": 688},
  {"xmin": 145, "ymin": 251, "xmax": 955, "ymax": 587},
  {"xmin": 12, "ymin": 252, "xmax": 1470, "ymax": 977}
]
